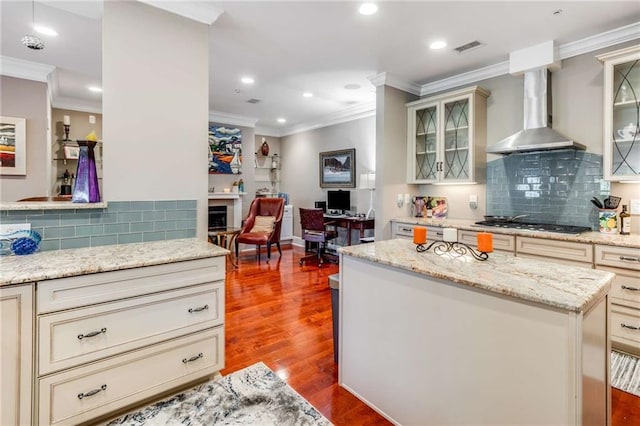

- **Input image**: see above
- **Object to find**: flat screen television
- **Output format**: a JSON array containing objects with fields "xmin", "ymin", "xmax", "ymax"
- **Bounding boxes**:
[{"xmin": 327, "ymin": 190, "xmax": 350, "ymax": 213}]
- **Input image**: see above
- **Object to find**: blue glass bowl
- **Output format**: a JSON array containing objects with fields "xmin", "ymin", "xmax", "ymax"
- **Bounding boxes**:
[{"xmin": 0, "ymin": 230, "xmax": 42, "ymax": 256}]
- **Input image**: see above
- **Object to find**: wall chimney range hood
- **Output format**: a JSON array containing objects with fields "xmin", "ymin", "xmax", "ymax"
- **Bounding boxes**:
[{"xmin": 487, "ymin": 42, "xmax": 586, "ymax": 155}]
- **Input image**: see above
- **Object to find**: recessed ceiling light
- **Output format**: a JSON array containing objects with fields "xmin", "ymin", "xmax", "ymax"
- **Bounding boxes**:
[
  {"xmin": 359, "ymin": 3, "xmax": 378, "ymax": 15},
  {"xmin": 430, "ymin": 40, "xmax": 447, "ymax": 50},
  {"xmin": 88, "ymin": 86, "xmax": 102, "ymax": 93},
  {"xmin": 277, "ymin": 118, "xmax": 286, "ymax": 123},
  {"xmin": 344, "ymin": 84, "xmax": 361, "ymax": 90},
  {"xmin": 34, "ymin": 25, "xmax": 57, "ymax": 36},
  {"xmin": 302, "ymin": 92, "xmax": 313, "ymax": 98},
  {"xmin": 241, "ymin": 76, "xmax": 254, "ymax": 84}
]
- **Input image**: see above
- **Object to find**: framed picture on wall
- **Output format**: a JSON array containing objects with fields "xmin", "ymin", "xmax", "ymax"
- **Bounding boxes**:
[
  {"xmin": 0, "ymin": 116, "xmax": 26, "ymax": 175},
  {"xmin": 319, "ymin": 148, "xmax": 356, "ymax": 188},
  {"xmin": 64, "ymin": 145, "xmax": 80, "ymax": 159}
]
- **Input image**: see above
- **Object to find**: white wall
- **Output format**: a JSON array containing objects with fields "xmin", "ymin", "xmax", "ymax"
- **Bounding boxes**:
[
  {"xmin": 280, "ymin": 115, "xmax": 375, "ymax": 237},
  {"xmin": 0, "ymin": 76, "xmax": 49, "ymax": 201},
  {"xmin": 103, "ymin": 1, "xmax": 209, "ymax": 237}
]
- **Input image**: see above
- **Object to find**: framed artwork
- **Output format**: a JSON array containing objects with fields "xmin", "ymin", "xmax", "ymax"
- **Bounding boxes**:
[
  {"xmin": 0, "ymin": 116, "xmax": 26, "ymax": 175},
  {"xmin": 319, "ymin": 148, "xmax": 356, "ymax": 188},
  {"xmin": 208, "ymin": 124, "xmax": 242, "ymax": 174},
  {"xmin": 64, "ymin": 145, "xmax": 80, "ymax": 159}
]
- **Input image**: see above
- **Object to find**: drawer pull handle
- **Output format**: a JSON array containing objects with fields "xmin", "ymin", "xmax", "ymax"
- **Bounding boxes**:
[
  {"xmin": 401, "ymin": 227, "xmax": 412, "ymax": 232},
  {"xmin": 621, "ymin": 323, "xmax": 639, "ymax": 331},
  {"xmin": 77, "ymin": 328, "xmax": 107, "ymax": 340},
  {"xmin": 78, "ymin": 384, "xmax": 107, "ymax": 399},
  {"xmin": 619, "ymin": 256, "xmax": 640, "ymax": 262},
  {"xmin": 435, "ymin": 232, "xmax": 443, "ymax": 237},
  {"xmin": 188, "ymin": 304, "xmax": 209, "ymax": 313},
  {"xmin": 182, "ymin": 352, "xmax": 203, "ymax": 363},
  {"xmin": 622, "ymin": 285, "xmax": 640, "ymax": 292}
]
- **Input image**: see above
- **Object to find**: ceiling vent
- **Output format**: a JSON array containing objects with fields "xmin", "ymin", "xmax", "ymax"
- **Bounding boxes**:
[
  {"xmin": 454, "ymin": 40, "xmax": 483, "ymax": 54},
  {"xmin": 246, "ymin": 98, "xmax": 261, "ymax": 104}
]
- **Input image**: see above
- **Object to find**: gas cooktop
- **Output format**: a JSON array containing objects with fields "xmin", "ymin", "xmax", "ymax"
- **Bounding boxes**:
[{"xmin": 474, "ymin": 221, "xmax": 592, "ymax": 235}]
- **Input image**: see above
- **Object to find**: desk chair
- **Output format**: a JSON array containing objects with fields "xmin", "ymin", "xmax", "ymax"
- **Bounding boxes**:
[
  {"xmin": 299, "ymin": 208, "xmax": 338, "ymax": 268},
  {"xmin": 235, "ymin": 197, "xmax": 285, "ymax": 263}
]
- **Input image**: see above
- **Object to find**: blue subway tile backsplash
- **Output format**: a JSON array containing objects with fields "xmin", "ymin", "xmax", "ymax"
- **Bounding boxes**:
[
  {"xmin": 487, "ymin": 151, "xmax": 608, "ymax": 229},
  {"xmin": 0, "ymin": 200, "xmax": 198, "ymax": 252}
]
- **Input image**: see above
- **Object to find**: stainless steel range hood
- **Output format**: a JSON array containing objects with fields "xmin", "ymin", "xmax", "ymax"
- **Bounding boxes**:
[{"xmin": 487, "ymin": 68, "xmax": 585, "ymax": 155}]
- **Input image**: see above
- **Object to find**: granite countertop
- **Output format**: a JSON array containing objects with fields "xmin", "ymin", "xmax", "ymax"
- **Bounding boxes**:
[
  {"xmin": 0, "ymin": 238, "xmax": 228, "ymax": 287},
  {"xmin": 339, "ymin": 238, "xmax": 613, "ymax": 313},
  {"xmin": 392, "ymin": 217, "xmax": 640, "ymax": 249}
]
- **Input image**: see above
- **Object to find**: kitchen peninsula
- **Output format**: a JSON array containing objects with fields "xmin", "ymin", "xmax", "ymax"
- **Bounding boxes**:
[
  {"xmin": 338, "ymin": 239, "xmax": 614, "ymax": 425},
  {"xmin": 1, "ymin": 238, "xmax": 227, "ymax": 426}
]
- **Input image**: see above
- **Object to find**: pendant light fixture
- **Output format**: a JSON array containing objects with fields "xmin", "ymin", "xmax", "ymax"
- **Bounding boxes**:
[{"xmin": 22, "ymin": 0, "xmax": 45, "ymax": 50}]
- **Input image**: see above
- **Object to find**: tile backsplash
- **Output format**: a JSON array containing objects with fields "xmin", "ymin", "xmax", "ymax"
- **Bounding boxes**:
[
  {"xmin": 0, "ymin": 200, "xmax": 196, "ymax": 251},
  {"xmin": 486, "ymin": 151, "xmax": 609, "ymax": 229}
]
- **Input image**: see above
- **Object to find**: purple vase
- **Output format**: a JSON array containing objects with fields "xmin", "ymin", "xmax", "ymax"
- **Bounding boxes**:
[{"xmin": 72, "ymin": 140, "xmax": 100, "ymax": 203}]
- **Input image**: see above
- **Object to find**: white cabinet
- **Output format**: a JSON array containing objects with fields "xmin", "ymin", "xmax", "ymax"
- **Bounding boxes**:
[
  {"xmin": 516, "ymin": 236, "xmax": 593, "ymax": 267},
  {"xmin": 597, "ymin": 45, "xmax": 640, "ymax": 182},
  {"xmin": 391, "ymin": 221, "xmax": 443, "ymax": 242},
  {"xmin": 594, "ymin": 244, "xmax": 640, "ymax": 355},
  {"xmin": 281, "ymin": 205, "xmax": 293, "ymax": 240},
  {"xmin": 458, "ymin": 230, "xmax": 515, "ymax": 254},
  {"xmin": 406, "ymin": 86, "xmax": 489, "ymax": 184},
  {"xmin": 0, "ymin": 285, "xmax": 33, "ymax": 426},
  {"xmin": 35, "ymin": 256, "xmax": 225, "ymax": 425}
]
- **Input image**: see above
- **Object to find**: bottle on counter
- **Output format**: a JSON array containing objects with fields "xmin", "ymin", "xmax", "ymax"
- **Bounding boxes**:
[
  {"xmin": 620, "ymin": 204, "xmax": 631, "ymax": 235},
  {"xmin": 238, "ymin": 178, "xmax": 244, "ymax": 192}
]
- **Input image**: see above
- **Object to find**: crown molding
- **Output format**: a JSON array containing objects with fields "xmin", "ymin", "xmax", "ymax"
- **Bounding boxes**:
[
  {"xmin": 420, "ymin": 61, "xmax": 509, "ymax": 96},
  {"xmin": 279, "ymin": 101, "xmax": 376, "ymax": 137},
  {"xmin": 0, "ymin": 56, "xmax": 54, "ymax": 82},
  {"xmin": 559, "ymin": 22, "xmax": 640, "ymax": 60},
  {"xmin": 368, "ymin": 72, "xmax": 421, "ymax": 95},
  {"xmin": 51, "ymin": 96, "xmax": 102, "ymax": 114},
  {"xmin": 139, "ymin": 1, "xmax": 224, "ymax": 25},
  {"xmin": 209, "ymin": 111, "xmax": 259, "ymax": 128},
  {"xmin": 254, "ymin": 126, "xmax": 284, "ymax": 138}
]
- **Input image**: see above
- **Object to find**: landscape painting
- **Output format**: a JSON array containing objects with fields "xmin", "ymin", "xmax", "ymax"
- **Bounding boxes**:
[
  {"xmin": 0, "ymin": 116, "xmax": 26, "ymax": 175},
  {"xmin": 319, "ymin": 148, "xmax": 355, "ymax": 188},
  {"xmin": 209, "ymin": 124, "xmax": 242, "ymax": 174}
]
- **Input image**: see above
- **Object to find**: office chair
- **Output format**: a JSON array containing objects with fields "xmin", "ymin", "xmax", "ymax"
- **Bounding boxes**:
[
  {"xmin": 299, "ymin": 208, "xmax": 338, "ymax": 268},
  {"xmin": 235, "ymin": 197, "xmax": 285, "ymax": 263}
]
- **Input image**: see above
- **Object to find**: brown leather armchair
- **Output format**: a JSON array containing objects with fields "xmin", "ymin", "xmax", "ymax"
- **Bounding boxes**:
[{"xmin": 235, "ymin": 197, "xmax": 285, "ymax": 263}]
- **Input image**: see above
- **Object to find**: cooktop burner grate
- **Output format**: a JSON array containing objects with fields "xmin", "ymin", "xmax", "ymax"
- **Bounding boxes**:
[{"xmin": 474, "ymin": 221, "xmax": 592, "ymax": 235}]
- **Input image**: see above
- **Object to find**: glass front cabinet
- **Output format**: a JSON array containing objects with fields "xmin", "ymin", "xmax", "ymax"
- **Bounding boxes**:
[
  {"xmin": 406, "ymin": 86, "xmax": 490, "ymax": 184},
  {"xmin": 597, "ymin": 45, "xmax": 640, "ymax": 182}
]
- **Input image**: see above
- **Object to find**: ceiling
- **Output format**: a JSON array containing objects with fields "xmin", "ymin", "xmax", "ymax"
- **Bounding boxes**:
[{"xmin": 1, "ymin": 1, "xmax": 639, "ymax": 136}]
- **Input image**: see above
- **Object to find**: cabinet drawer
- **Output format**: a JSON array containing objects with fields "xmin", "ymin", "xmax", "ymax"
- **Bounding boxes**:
[
  {"xmin": 594, "ymin": 245, "xmax": 640, "ymax": 271},
  {"xmin": 516, "ymin": 237, "xmax": 592, "ymax": 264},
  {"xmin": 392, "ymin": 222, "xmax": 443, "ymax": 242},
  {"xmin": 610, "ymin": 304, "xmax": 640, "ymax": 356},
  {"xmin": 38, "ymin": 327, "xmax": 224, "ymax": 426},
  {"xmin": 596, "ymin": 265, "xmax": 640, "ymax": 309},
  {"xmin": 39, "ymin": 282, "xmax": 223, "ymax": 375},
  {"xmin": 37, "ymin": 257, "xmax": 224, "ymax": 314},
  {"xmin": 458, "ymin": 230, "xmax": 515, "ymax": 253}
]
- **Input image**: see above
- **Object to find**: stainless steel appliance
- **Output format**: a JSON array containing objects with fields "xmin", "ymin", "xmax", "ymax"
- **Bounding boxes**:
[{"xmin": 474, "ymin": 219, "xmax": 591, "ymax": 235}]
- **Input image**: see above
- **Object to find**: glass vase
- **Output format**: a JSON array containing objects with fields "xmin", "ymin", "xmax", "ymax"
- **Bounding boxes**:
[{"xmin": 72, "ymin": 140, "xmax": 100, "ymax": 203}]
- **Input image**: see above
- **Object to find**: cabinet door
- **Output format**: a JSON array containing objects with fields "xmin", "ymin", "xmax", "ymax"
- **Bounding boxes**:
[
  {"xmin": 0, "ymin": 285, "xmax": 33, "ymax": 426},
  {"xmin": 441, "ymin": 95, "xmax": 472, "ymax": 182},
  {"xmin": 600, "ymin": 46, "xmax": 640, "ymax": 181},
  {"xmin": 410, "ymin": 103, "xmax": 439, "ymax": 183}
]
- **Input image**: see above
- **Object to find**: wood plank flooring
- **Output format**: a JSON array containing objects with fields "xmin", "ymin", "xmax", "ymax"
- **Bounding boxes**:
[{"xmin": 223, "ymin": 246, "xmax": 640, "ymax": 426}]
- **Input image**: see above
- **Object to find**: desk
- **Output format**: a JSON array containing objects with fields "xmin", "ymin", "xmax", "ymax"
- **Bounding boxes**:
[
  {"xmin": 208, "ymin": 226, "xmax": 241, "ymax": 269},
  {"xmin": 324, "ymin": 215, "xmax": 374, "ymax": 246}
]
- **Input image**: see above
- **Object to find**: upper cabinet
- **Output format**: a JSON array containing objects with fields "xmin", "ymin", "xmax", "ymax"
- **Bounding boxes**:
[
  {"xmin": 597, "ymin": 45, "xmax": 640, "ymax": 182},
  {"xmin": 406, "ymin": 86, "xmax": 490, "ymax": 184}
]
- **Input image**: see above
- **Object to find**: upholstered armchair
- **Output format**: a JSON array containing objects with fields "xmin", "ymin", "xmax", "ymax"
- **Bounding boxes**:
[{"xmin": 235, "ymin": 197, "xmax": 285, "ymax": 263}]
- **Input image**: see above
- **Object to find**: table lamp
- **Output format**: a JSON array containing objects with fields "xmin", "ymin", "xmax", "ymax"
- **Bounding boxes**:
[{"xmin": 359, "ymin": 171, "xmax": 375, "ymax": 219}]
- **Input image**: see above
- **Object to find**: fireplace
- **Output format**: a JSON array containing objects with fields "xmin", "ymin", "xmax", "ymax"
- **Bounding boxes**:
[{"xmin": 208, "ymin": 206, "xmax": 227, "ymax": 228}]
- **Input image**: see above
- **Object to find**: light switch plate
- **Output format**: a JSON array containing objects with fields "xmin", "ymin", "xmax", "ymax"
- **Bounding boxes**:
[
  {"xmin": 0, "ymin": 223, "xmax": 31, "ymax": 234},
  {"xmin": 630, "ymin": 199, "xmax": 640, "ymax": 215}
]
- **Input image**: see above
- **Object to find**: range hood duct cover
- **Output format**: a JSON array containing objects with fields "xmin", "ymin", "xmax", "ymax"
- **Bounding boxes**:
[{"xmin": 487, "ymin": 68, "xmax": 586, "ymax": 155}]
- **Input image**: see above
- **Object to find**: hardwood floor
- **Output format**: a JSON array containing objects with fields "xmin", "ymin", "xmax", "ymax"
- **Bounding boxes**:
[{"xmin": 223, "ymin": 246, "xmax": 640, "ymax": 426}]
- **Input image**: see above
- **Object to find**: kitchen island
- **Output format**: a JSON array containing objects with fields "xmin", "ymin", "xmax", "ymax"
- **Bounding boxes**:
[{"xmin": 338, "ymin": 238, "xmax": 614, "ymax": 426}]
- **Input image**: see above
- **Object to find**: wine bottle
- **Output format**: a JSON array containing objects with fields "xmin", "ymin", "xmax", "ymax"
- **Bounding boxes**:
[{"xmin": 620, "ymin": 204, "xmax": 631, "ymax": 235}]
